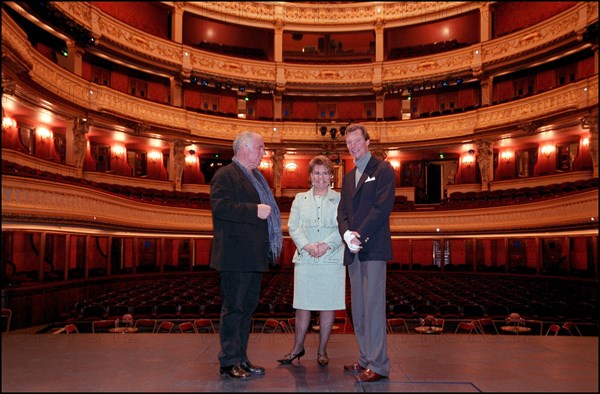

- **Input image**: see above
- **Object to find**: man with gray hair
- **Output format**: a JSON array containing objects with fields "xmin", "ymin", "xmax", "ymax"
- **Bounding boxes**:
[{"xmin": 210, "ymin": 131, "xmax": 282, "ymax": 379}]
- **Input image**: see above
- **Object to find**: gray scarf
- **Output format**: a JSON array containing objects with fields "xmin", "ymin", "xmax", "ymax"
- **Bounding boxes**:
[{"xmin": 233, "ymin": 158, "xmax": 283, "ymax": 263}]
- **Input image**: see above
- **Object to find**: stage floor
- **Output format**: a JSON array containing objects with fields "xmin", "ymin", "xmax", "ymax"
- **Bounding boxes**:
[{"xmin": 2, "ymin": 329, "xmax": 598, "ymax": 392}]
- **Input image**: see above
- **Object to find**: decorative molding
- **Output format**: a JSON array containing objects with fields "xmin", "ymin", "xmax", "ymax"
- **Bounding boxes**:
[
  {"xmin": 2, "ymin": 176, "xmax": 597, "ymax": 235},
  {"xmin": 45, "ymin": 3, "xmax": 597, "ymax": 91}
]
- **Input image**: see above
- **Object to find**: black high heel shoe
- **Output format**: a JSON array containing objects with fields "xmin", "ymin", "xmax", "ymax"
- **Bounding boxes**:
[{"xmin": 277, "ymin": 348, "xmax": 305, "ymax": 364}]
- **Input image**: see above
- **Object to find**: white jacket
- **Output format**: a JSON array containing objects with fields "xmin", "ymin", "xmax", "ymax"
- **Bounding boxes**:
[{"xmin": 287, "ymin": 186, "xmax": 344, "ymax": 265}]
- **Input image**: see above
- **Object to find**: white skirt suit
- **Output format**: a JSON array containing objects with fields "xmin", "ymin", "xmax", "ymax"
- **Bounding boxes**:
[{"xmin": 288, "ymin": 187, "xmax": 346, "ymax": 311}]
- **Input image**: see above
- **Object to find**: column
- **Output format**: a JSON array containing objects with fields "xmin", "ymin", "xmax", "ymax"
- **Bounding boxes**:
[
  {"xmin": 65, "ymin": 41, "xmax": 83, "ymax": 76},
  {"xmin": 273, "ymin": 8, "xmax": 284, "ymax": 63},
  {"xmin": 375, "ymin": 92, "xmax": 385, "ymax": 121},
  {"xmin": 273, "ymin": 91, "xmax": 283, "ymax": 121},
  {"xmin": 479, "ymin": 75, "xmax": 493, "ymax": 107},
  {"xmin": 479, "ymin": 3, "xmax": 492, "ymax": 42},
  {"xmin": 170, "ymin": 75, "xmax": 183, "ymax": 107},
  {"xmin": 64, "ymin": 234, "xmax": 71, "ymax": 281},
  {"xmin": 38, "ymin": 233, "xmax": 46, "ymax": 282},
  {"xmin": 107, "ymin": 236, "xmax": 112, "ymax": 276},
  {"xmin": 374, "ymin": 15, "xmax": 385, "ymax": 63},
  {"xmin": 581, "ymin": 112, "xmax": 598, "ymax": 177},
  {"xmin": 190, "ymin": 238, "xmax": 196, "ymax": 271},
  {"xmin": 171, "ymin": 4, "xmax": 184, "ymax": 43},
  {"xmin": 272, "ymin": 149, "xmax": 285, "ymax": 197}
]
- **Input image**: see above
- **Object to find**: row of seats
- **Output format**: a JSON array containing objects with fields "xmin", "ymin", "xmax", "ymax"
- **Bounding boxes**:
[
  {"xmin": 441, "ymin": 178, "xmax": 598, "ymax": 209},
  {"xmin": 195, "ymin": 40, "xmax": 267, "ymax": 60},
  {"xmin": 54, "ymin": 271, "xmax": 598, "ymax": 336},
  {"xmin": 388, "ymin": 39, "xmax": 468, "ymax": 60}
]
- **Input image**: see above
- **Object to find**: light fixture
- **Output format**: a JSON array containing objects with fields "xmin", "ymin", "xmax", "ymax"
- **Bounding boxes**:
[
  {"xmin": 185, "ymin": 150, "xmax": 197, "ymax": 166},
  {"xmin": 2, "ymin": 116, "xmax": 16, "ymax": 130},
  {"xmin": 148, "ymin": 151, "xmax": 161, "ymax": 162},
  {"xmin": 462, "ymin": 154, "xmax": 475, "ymax": 166},
  {"xmin": 330, "ymin": 128, "xmax": 337, "ymax": 139},
  {"xmin": 540, "ymin": 144, "xmax": 554, "ymax": 158},
  {"xmin": 582, "ymin": 136, "xmax": 590, "ymax": 146},
  {"xmin": 112, "ymin": 144, "xmax": 125, "ymax": 158},
  {"xmin": 501, "ymin": 150, "xmax": 514, "ymax": 162},
  {"xmin": 319, "ymin": 126, "xmax": 327, "ymax": 136},
  {"xmin": 285, "ymin": 162, "xmax": 298, "ymax": 171},
  {"xmin": 468, "ymin": 149, "xmax": 475, "ymax": 155},
  {"xmin": 259, "ymin": 161, "xmax": 269, "ymax": 169},
  {"xmin": 390, "ymin": 160, "xmax": 400, "ymax": 170},
  {"xmin": 37, "ymin": 127, "xmax": 53, "ymax": 141}
]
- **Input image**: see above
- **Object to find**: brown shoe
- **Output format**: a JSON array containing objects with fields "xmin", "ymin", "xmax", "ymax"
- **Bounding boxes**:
[
  {"xmin": 355, "ymin": 368, "xmax": 387, "ymax": 382},
  {"xmin": 343, "ymin": 362, "xmax": 366, "ymax": 372}
]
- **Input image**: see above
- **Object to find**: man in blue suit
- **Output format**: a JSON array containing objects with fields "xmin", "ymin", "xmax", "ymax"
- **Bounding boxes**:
[
  {"xmin": 337, "ymin": 123, "xmax": 395, "ymax": 382},
  {"xmin": 210, "ymin": 131, "xmax": 282, "ymax": 379}
]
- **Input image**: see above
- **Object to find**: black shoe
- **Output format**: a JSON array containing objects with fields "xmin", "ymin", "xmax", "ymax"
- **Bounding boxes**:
[
  {"xmin": 277, "ymin": 348, "xmax": 305, "ymax": 364},
  {"xmin": 240, "ymin": 361, "xmax": 265, "ymax": 375},
  {"xmin": 220, "ymin": 364, "xmax": 251, "ymax": 379}
]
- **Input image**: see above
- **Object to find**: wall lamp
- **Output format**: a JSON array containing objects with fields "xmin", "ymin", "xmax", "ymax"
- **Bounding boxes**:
[
  {"xmin": 582, "ymin": 136, "xmax": 590, "ymax": 147},
  {"xmin": 501, "ymin": 150, "xmax": 514, "ymax": 162},
  {"xmin": 37, "ymin": 127, "xmax": 53, "ymax": 141},
  {"xmin": 148, "ymin": 151, "xmax": 161, "ymax": 163},
  {"xmin": 2, "ymin": 116, "xmax": 17, "ymax": 131},
  {"xmin": 540, "ymin": 144, "xmax": 555, "ymax": 158},
  {"xmin": 462, "ymin": 154, "xmax": 475, "ymax": 167},
  {"xmin": 112, "ymin": 144, "xmax": 126, "ymax": 158},
  {"xmin": 185, "ymin": 149, "xmax": 197, "ymax": 166}
]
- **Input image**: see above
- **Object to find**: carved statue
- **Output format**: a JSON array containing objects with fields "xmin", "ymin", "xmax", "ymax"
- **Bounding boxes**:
[
  {"xmin": 173, "ymin": 139, "xmax": 187, "ymax": 189},
  {"xmin": 446, "ymin": 160, "xmax": 458, "ymax": 185},
  {"xmin": 476, "ymin": 139, "xmax": 493, "ymax": 190},
  {"xmin": 73, "ymin": 117, "xmax": 91, "ymax": 169}
]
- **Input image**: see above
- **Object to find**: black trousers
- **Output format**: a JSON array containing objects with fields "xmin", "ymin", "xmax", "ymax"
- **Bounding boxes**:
[{"xmin": 218, "ymin": 271, "xmax": 262, "ymax": 367}]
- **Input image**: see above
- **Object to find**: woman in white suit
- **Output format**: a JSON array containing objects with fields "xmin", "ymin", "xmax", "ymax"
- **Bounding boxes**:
[{"xmin": 277, "ymin": 155, "xmax": 346, "ymax": 367}]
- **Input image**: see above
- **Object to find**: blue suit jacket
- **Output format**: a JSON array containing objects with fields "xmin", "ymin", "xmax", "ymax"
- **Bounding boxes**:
[
  {"xmin": 337, "ymin": 156, "xmax": 396, "ymax": 266},
  {"xmin": 209, "ymin": 162, "xmax": 270, "ymax": 272}
]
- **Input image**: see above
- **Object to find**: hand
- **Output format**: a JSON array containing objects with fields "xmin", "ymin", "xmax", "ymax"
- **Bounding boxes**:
[
  {"xmin": 257, "ymin": 203, "xmax": 271, "ymax": 219},
  {"xmin": 314, "ymin": 242, "xmax": 330, "ymax": 257},
  {"xmin": 304, "ymin": 242, "xmax": 329, "ymax": 258},
  {"xmin": 343, "ymin": 230, "xmax": 361, "ymax": 253}
]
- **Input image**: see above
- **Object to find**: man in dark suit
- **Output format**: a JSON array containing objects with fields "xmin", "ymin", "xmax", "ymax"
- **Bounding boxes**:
[
  {"xmin": 210, "ymin": 131, "xmax": 282, "ymax": 379},
  {"xmin": 337, "ymin": 123, "xmax": 395, "ymax": 382}
]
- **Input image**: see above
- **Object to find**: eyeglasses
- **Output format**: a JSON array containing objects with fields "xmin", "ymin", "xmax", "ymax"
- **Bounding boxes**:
[{"xmin": 311, "ymin": 171, "xmax": 331, "ymax": 177}]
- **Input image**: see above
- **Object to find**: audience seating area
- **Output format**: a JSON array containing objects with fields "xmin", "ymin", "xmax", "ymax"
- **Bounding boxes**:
[
  {"xmin": 29, "ymin": 270, "xmax": 597, "ymax": 336},
  {"xmin": 440, "ymin": 178, "xmax": 598, "ymax": 210},
  {"xmin": 387, "ymin": 39, "xmax": 469, "ymax": 60}
]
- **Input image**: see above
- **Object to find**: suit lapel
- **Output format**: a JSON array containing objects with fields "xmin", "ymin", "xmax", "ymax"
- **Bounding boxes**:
[{"xmin": 354, "ymin": 157, "xmax": 378, "ymax": 195}]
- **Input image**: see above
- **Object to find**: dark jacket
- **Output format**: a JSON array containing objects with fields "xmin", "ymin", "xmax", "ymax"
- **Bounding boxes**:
[
  {"xmin": 209, "ymin": 162, "xmax": 270, "ymax": 272},
  {"xmin": 337, "ymin": 156, "xmax": 395, "ymax": 265}
]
